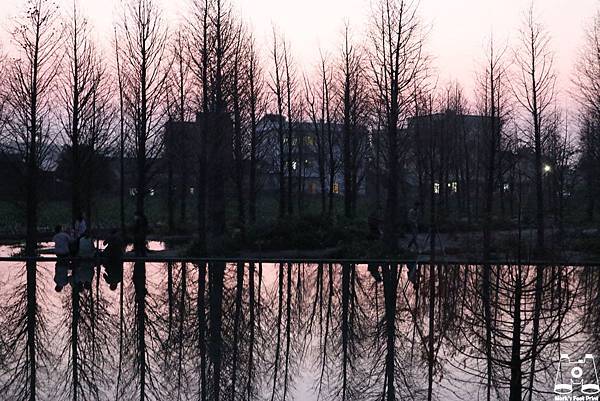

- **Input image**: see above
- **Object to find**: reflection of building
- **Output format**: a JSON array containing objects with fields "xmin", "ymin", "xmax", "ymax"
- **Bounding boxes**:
[{"xmin": 256, "ymin": 114, "xmax": 366, "ymax": 195}]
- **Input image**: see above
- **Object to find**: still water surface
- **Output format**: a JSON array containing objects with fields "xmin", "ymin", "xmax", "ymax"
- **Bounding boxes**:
[{"xmin": 0, "ymin": 250, "xmax": 597, "ymax": 400}]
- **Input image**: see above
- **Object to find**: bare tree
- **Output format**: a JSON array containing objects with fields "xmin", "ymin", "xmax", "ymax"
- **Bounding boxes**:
[
  {"xmin": 476, "ymin": 37, "xmax": 509, "ymax": 260},
  {"xmin": 304, "ymin": 74, "xmax": 328, "ymax": 214},
  {"xmin": 0, "ymin": 1, "xmax": 61, "ymax": 399},
  {"xmin": 60, "ymin": 0, "xmax": 115, "ymax": 229},
  {"xmin": 269, "ymin": 28, "xmax": 288, "ymax": 219},
  {"xmin": 118, "ymin": 0, "xmax": 169, "ymax": 256},
  {"xmin": 317, "ymin": 51, "xmax": 338, "ymax": 216},
  {"xmin": 113, "ymin": 28, "xmax": 127, "ymax": 234},
  {"xmin": 513, "ymin": 3, "xmax": 556, "ymax": 252},
  {"xmin": 0, "ymin": 49, "xmax": 7, "ymax": 134},
  {"xmin": 231, "ymin": 24, "xmax": 247, "ymax": 231},
  {"xmin": 544, "ymin": 108, "xmax": 575, "ymax": 233},
  {"xmin": 165, "ymin": 30, "xmax": 193, "ymax": 232},
  {"xmin": 60, "ymin": 0, "xmax": 97, "ymax": 224},
  {"xmin": 117, "ymin": 1, "xmax": 169, "ymax": 399},
  {"xmin": 187, "ymin": 0, "xmax": 209, "ymax": 252},
  {"xmin": 339, "ymin": 24, "xmax": 369, "ymax": 218},
  {"xmin": 3, "ymin": 0, "xmax": 61, "ymax": 254},
  {"xmin": 246, "ymin": 34, "xmax": 266, "ymax": 225},
  {"xmin": 573, "ymin": 10, "xmax": 600, "ymax": 221},
  {"xmin": 283, "ymin": 41, "xmax": 297, "ymax": 216},
  {"xmin": 369, "ymin": 0, "xmax": 426, "ymax": 252}
]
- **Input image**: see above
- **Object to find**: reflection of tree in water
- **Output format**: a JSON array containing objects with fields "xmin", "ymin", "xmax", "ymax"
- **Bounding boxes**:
[
  {"xmin": 306, "ymin": 263, "xmax": 371, "ymax": 401},
  {"xmin": 263, "ymin": 263, "xmax": 306, "ymax": 401},
  {"xmin": 54, "ymin": 266, "xmax": 114, "ymax": 401},
  {"xmin": 582, "ymin": 265, "xmax": 600, "ymax": 367},
  {"xmin": 447, "ymin": 264, "xmax": 581, "ymax": 401},
  {"xmin": 0, "ymin": 262, "xmax": 595, "ymax": 400},
  {"xmin": 0, "ymin": 262, "xmax": 53, "ymax": 400}
]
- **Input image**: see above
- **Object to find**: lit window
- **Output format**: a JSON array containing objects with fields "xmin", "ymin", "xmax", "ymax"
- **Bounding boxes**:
[
  {"xmin": 333, "ymin": 183, "xmax": 340, "ymax": 194},
  {"xmin": 190, "ymin": 187, "xmax": 195, "ymax": 194},
  {"xmin": 433, "ymin": 183, "xmax": 440, "ymax": 194},
  {"xmin": 292, "ymin": 161, "xmax": 297, "ymax": 170},
  {"xmin": 149, "ymin": 188, "xmax": 155, "ymax": 196},
  {"xmin": 503, "ymin": 183, "xmax": 510, "ymax": 192},
  {"xmin": 448, "ymin": 181, "xmax": 458, "ymax": 193}
]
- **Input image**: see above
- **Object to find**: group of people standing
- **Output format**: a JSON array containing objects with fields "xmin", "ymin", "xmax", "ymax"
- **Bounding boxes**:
[{"xmin": 52, "ymin": 213, "xmax": 125, "ymax": 293}]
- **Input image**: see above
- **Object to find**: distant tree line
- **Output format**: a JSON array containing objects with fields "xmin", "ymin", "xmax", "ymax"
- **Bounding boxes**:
[{"xmin": 0, "ymin": 0, "xmax": 598, "ymax": 256}]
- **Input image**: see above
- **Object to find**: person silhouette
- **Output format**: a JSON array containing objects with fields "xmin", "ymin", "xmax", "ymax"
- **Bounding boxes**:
[
  {"xmin": 407, "ymin": 202, "xmax": 422, "ymax": 251},
  {"xmin": 74, "ymin": 213, "xmax": 87, "ymax": 239},
  {"xmin": 76, "ymin": 230, "xmax": 96, "ymax": 290},
  {"xmin": 52, "ymin": 225, "xmax": 72, "ymax": 292},
  {"xmin": 102, "ymin": 229, "xmax": 124, "ymax": 291},
  {"xmin": 133, "ymin": 212, "xmax": 148, "ymax": 255}
]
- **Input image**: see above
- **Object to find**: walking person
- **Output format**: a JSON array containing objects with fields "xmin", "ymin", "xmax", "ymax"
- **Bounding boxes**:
[
  {"xmin": 53, "ymin": 225, "xmax": 72, "ymax": 292},
  {"xmin": 407, "ymin": 202, "xmax": 421, "ymax": 251}
]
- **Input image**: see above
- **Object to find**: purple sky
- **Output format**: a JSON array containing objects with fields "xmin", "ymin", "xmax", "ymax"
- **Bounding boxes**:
[{"xmin": 1, "ymin": 0, "xmax": 597, "ymax": 105}]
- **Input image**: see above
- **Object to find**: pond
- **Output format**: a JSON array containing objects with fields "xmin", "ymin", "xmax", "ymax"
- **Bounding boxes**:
[{"xmin": 0, "ymin": 259, "xmax": 597, "ymax": 401}]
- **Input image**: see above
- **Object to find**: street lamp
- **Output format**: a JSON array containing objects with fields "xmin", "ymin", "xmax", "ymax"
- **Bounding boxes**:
[{"xmin": 543, "ymin": 164, "xmax": 552, "ymax": 173}]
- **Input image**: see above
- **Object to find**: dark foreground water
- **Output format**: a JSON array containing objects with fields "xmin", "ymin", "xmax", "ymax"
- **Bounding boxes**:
[{"xmin": 0, "ymin": 258, "xmax": 598, "ymax": 401}]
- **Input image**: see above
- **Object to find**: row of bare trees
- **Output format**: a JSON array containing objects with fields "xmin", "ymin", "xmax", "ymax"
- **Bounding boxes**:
[{"xmin": 0, "ymin": 0, "xmax": 596, "ymax": 255}]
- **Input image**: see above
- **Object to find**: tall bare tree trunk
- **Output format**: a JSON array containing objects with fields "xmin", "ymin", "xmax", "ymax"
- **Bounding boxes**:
[
  {"xmin": 230, "ymin": 262, "xmax": 244, "ymax": 401},
  {"xmin": 246, "ymin": 262, "xmax": 256, "ymax": 400},
  {"xmin": 509, "ymin": 265, "xmax": 523, "ymax": 401},
  {"xmin": 197, "ymin": 262, "xmax": 207, "ymax": 401},
  {"xmin": 382, "ymin": 264, "xmax": 398, "ymax": 401},
  {"xmin": 270, "ymin": 264, "xmax": 284, "ymax": 401}
]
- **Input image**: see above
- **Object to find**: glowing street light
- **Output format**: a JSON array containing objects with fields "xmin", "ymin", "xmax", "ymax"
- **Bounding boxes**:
[{"xmin": 543, "ymin": 164, "xmax": 552, "ymax": 173}]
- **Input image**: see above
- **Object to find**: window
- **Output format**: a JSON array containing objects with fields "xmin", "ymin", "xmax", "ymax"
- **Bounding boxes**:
[
  {"xmin": 448, "ymin": 181, "xmax": 458, "ymax": 193},
  {"xmin": 292, "ymin": 161, "xmax": 297, "ymax": 170},
  {"xmin": 433, "ymin": 183, "xmax": 440, "ymax": 194},
  {"xmin": 190, "ymin": 187, "xmax": 195, "ymax": 194},
  {"xmin": 129, "ymin": 188, "xmax": 137, "ymax": 197},
  {"xmin": 149, "ymin": 188, "xmax": 155, "ymax": 197},
  {"xmin": 503, "ymin": 183, "xmax": 510, "ymax": 192},
  {"xmin": 333, "ymin": 182, "xmax": 340, "ymax": 194}
]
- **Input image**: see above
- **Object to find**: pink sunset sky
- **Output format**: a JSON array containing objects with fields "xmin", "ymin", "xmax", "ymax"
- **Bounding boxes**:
[{"xmin": 1, "ymin": 0, "xmax": 598, "ymax": 106}]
